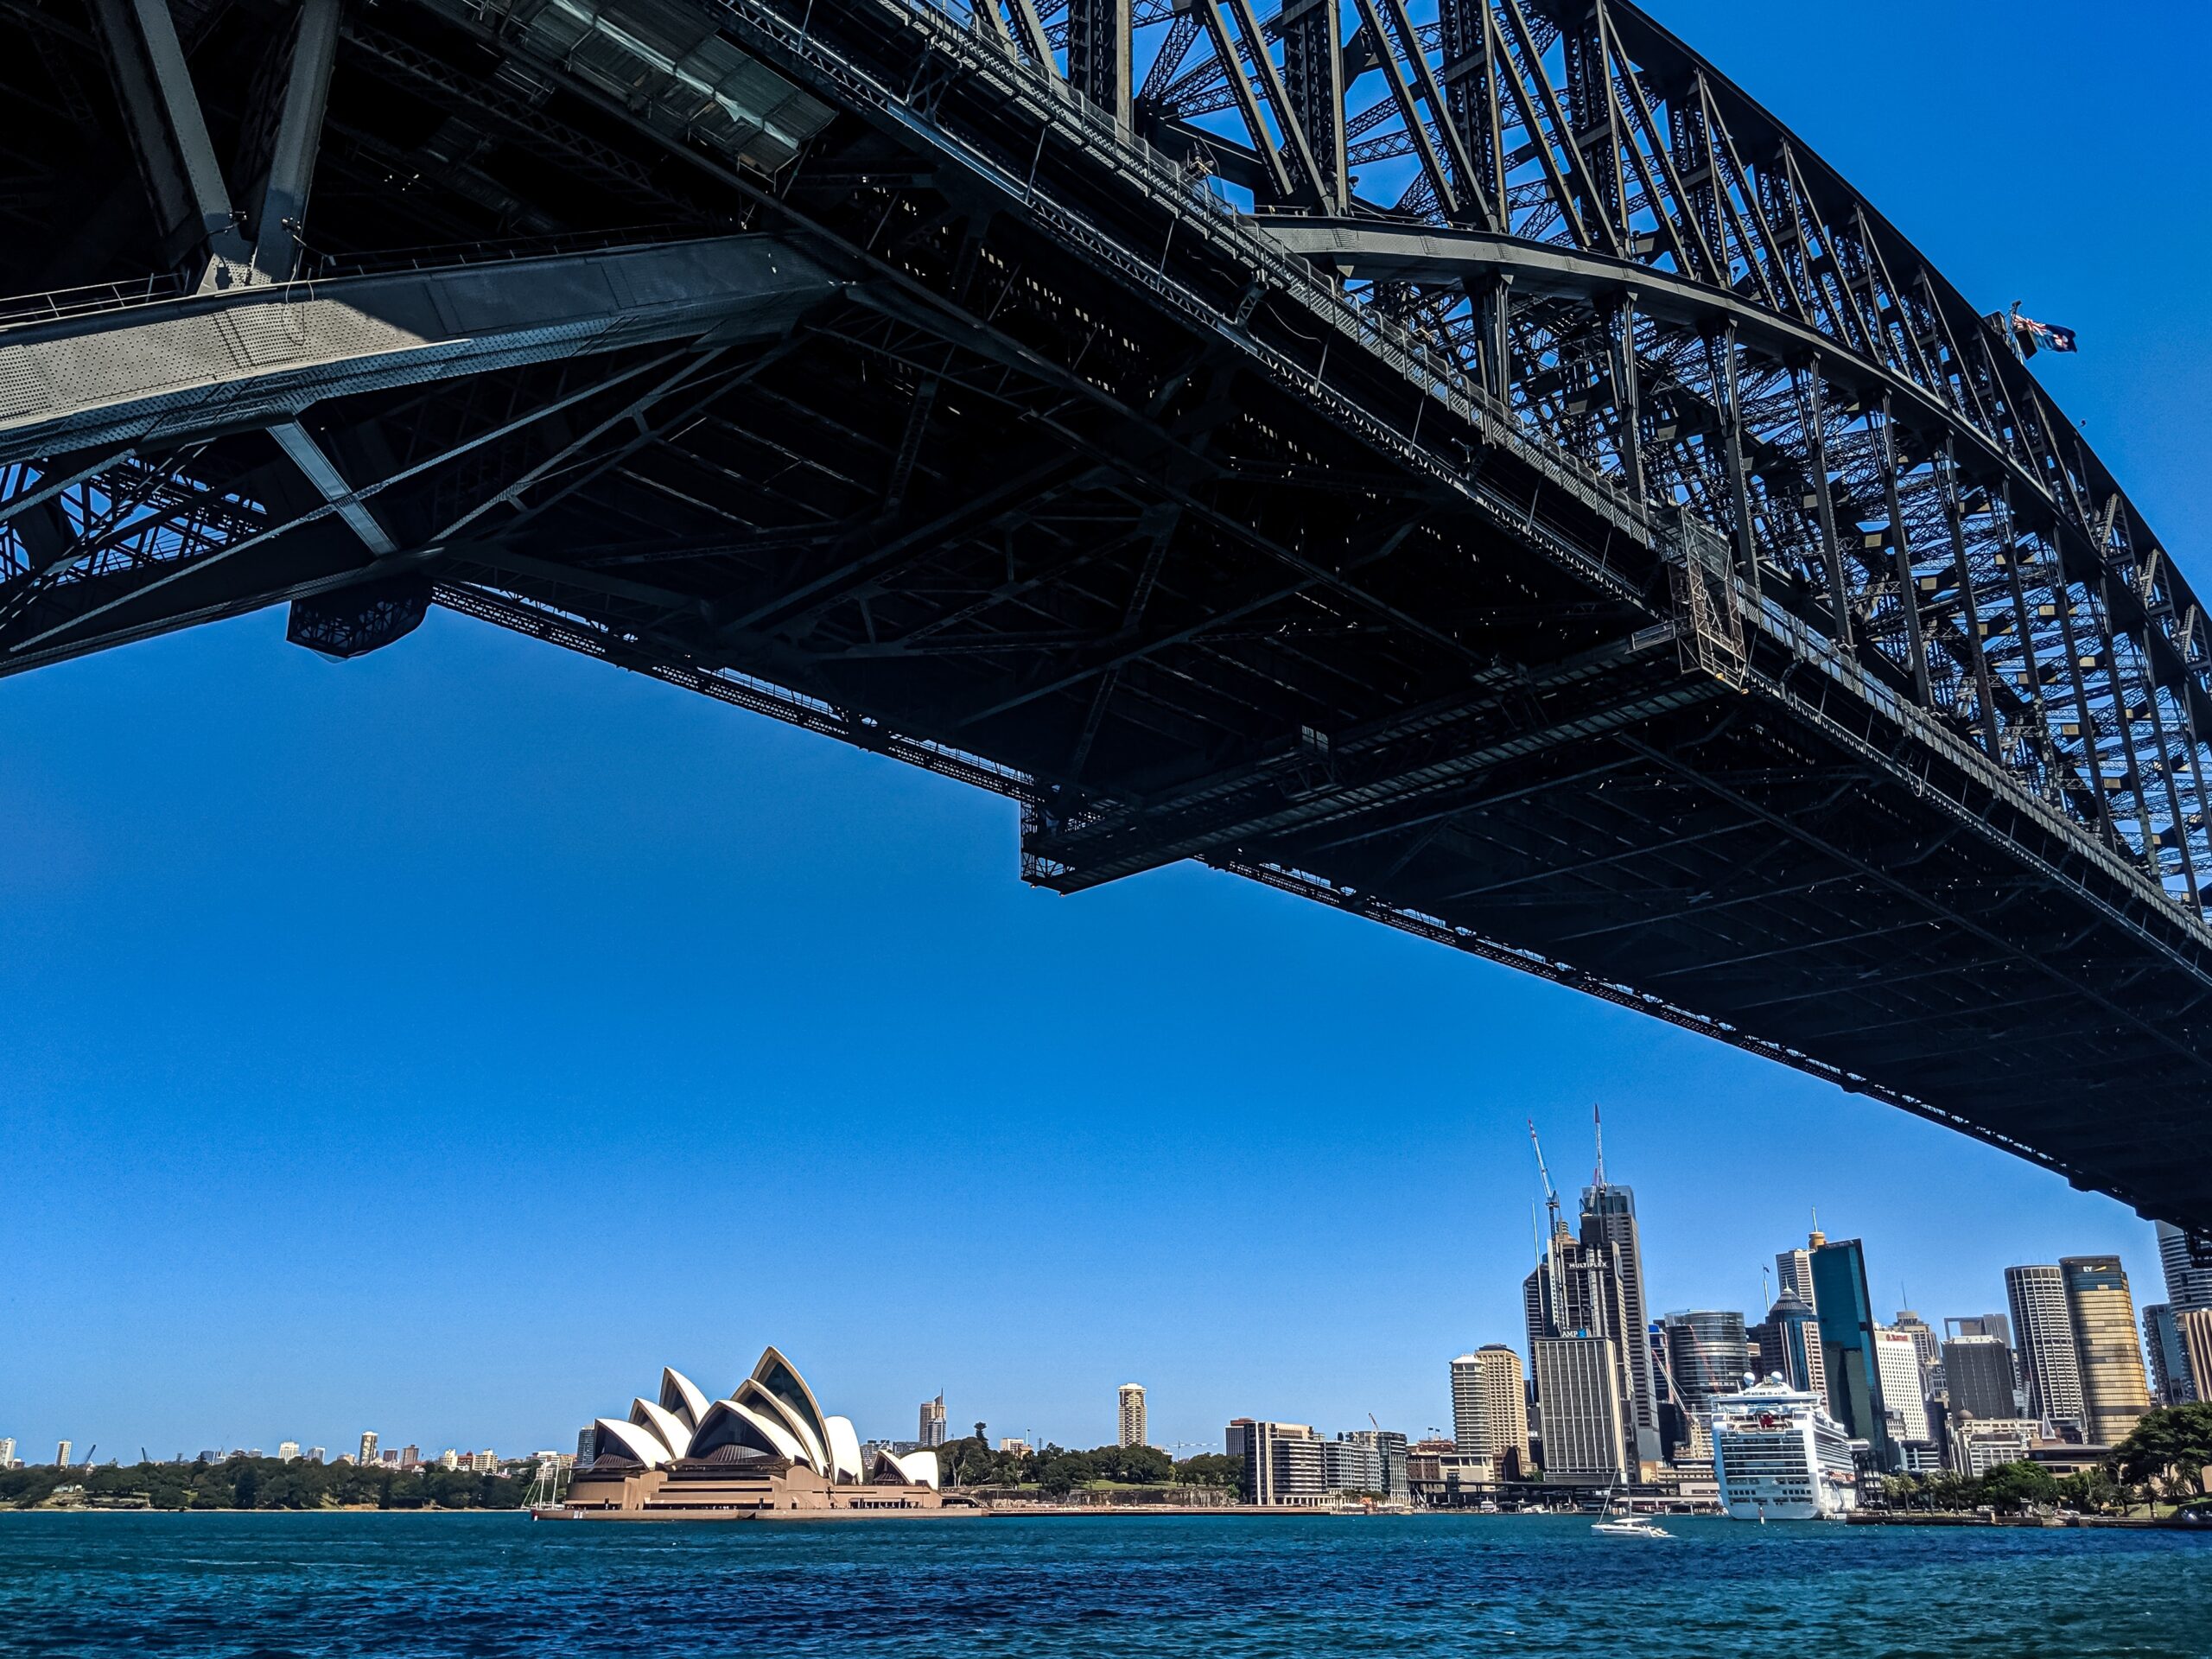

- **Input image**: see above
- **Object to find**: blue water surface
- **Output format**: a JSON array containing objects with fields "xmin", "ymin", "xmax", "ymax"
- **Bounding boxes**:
[{"xmin": 1, "ymin": 1510, "xmax": 2205, "ymax": 1657}]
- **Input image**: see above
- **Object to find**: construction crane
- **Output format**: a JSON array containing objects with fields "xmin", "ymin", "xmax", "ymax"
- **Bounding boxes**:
[
  {"xmin": 1528, "ymin": 1121, "xmax": 1572, "ymax": 1341},
  {"xmin": 82, "ymin": 1445, "xmax": 95, "ymax": 1468}
]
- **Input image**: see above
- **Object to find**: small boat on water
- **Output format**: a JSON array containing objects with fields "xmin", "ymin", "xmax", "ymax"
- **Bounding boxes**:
[{"xmin": 1590, "ymin": 1485, "xmax": 1673, "ymax": 1539}]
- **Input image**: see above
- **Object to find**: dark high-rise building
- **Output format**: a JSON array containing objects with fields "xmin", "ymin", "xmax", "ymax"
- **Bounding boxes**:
[
  {"xmin": 1942, "ymin": 1334, "xmax": 2018, "ymax": 1422},
  {"xmin": 1750, "ymin": 1287, "xmax": 1826, "ymax": 1397},
  {"xmin": 2158, "ymin": 1222, "xmax": 2212, "ymax": 1313},
  {"xmin": 1810, "ymin": 1236, "xmax": 1896, "ymax": 1469},
  {"xmin": 1579, "ymin": 1151, "xmax": 1661, "ymax": 1464},
  {"xmin": 2144, "ymin": 1305, "xmax": 2195, "ymax": 1406},
  {"xmin": 1524, "ymin": 1217, "xmax": 1640, "ymax": 1478}
]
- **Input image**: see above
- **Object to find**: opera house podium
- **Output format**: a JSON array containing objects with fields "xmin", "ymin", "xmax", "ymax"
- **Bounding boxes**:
[{"xmin": 553, "ymin": 1348, "xmax": 949, "ymax": 1521}]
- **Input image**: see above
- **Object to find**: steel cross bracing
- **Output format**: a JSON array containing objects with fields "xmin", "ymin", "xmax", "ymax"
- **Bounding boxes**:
[{"xmin": 1, "ymin": 0, "xmax": 2208, "ymax": 1240}]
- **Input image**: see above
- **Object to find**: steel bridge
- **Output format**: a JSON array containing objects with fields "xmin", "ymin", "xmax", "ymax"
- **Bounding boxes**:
[{"xmin": 4, "ymin": 0, "xmax": 2209, "ymax": 1242}]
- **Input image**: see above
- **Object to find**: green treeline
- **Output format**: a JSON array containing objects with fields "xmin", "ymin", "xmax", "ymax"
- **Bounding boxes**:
[
  {"xmin": 932, "ymin": 1433, "xmax": 1241, "ymax": 1494},
  {"xmin": 0, "ymin": 1457, "xmax": 527, "ymax": 1511},
  {"xmin": 1880, "ymin": 1403, "xmax": 2212, "ymax": 1516}
]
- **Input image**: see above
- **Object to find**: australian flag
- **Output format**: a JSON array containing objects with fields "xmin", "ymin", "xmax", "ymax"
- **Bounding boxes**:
[{"xmin": 2010, "ymin": 302, "xmax": 2079, "ymax": 354}]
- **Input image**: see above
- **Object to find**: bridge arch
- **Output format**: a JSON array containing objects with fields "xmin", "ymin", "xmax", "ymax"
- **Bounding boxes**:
[{"xmin": 0, "ymin": 0, "xmax": 2205, "ymax": 1241}]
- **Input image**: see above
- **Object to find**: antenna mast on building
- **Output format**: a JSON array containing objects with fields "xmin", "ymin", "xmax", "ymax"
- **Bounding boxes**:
[{"xmin": 1592, "ymin": 1102, "xmax": 1605, "ymax": 1187}]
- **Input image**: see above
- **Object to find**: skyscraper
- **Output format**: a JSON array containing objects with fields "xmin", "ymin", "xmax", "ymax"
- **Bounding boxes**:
[
  {"xmin": 1532, "ymin": 1337, "xmax": 1630, "ymax": 1484},
  {"xmin": 1750, "ymin": 1287, "xmax": 1826, "ymax": 1397},
  {"xmin": 359, "ymin": 1431, "xmax": 379, "ymax": 1468},
  {"xmin": 278, "ymin": 1442, "xmax": 300, "ymax": 1463},
  {"xmin": 2177, "ymin": 1307, "xmax": 2212, "ymax": 1402},
  {"xmin": 1525, "ymin": 1200, "xmax": 1641, "ymax": 1475},
  {"xmin": 1872, "ymin": 1329, "xmax": 1931, "ymax": 1445},
  {"xmin": 1810, "ymin": 1236, "xmax": 1896, "ymax": 1467},
  {"xmin": 54, "ymin": 1440, "xmax": 72, "ymax": 1468},
  {"xmin": 1117, "ymin": 1383, "xmax": 1147, "ymax": 1449},
  {"xmin": 2005, "ymin": 1265, "xmax": 2088, "ymax": 1435},
  {"xmin": 1662, "ymin": 1311, "xmax": 1751, "ymax": 1408},
  {"xmin": 2144, "ymin": 1306, "xmax": 2195, "ymax": 1406},
  {"xmin": 2061, "ymin": 1255, "xmax": 2152, "ymax": 1445},
  {"xmin": 575, "ymin": 1427, "xmax": 594, "ymax": 1471},
  {"xmin": 1776, "ymin": 1248, "xmax": 1817, "ymax": 1313},
  {"xmin": 1942, "ymin": 1334, "xmax": 2018, "ymax": 1422},
  {"xmin": 919, "ymin": 1395, "xmax": 948, "ymax": 1448},
  {"xmin": 1451, "ymin": 1347, "xmax": 1528, "ymax": 1477},
  {"xmin": 0, "ymin": 1439, "xmax": 14, "ymax": 1470},
  {"xmin": 2157, "ymin": 1222, "xmax": 2212, "ymax": 1311},
  {"xmin": 1892, "ymin": 1311, "xmax": 1940, "ymax": 1389},
  {"xmin": 1578, "ymin": 1124, "xmax": 1661, "ymax": 1464}
]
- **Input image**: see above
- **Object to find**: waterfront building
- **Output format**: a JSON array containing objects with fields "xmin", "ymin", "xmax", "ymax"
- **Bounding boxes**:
[
  {"xmin": 1709, "ymin": 1375, "xmax": 1857, "ymax": 1521},
  {"xmin": 2157, "ymin": 1221, "xmax": 2212, "ymax": 1311},
  {"xmin": 1335, "ymin": 1428, "xmax": 1408, "ymax": 1497},
  {"xmin": 2061, "ymin": 1255, "xmax": 2152, "ymax": 1445},
  {"xmin": 2177, "ymin": 1308, "xmax": 2212, "ymax": 1401},
  {"xmin": 2144, "ymin": 1305, "xmax": 2195, "ymax": 1406},
  {"xmin": 1323, "ymin": 1435, "xmax": 1382, "ymax": 1495},
  {"xmin": 1872, "ymin": 1328, "xmax": 1931, "ymax": 1445},
  {"xmin": 54, "ymin": 1440, "xmax": 71, "ymax": 1468},
  {"xmin": 1663, "ymin": 1310, "xmax": 1750, "ymax": 1409},
  {"xmin": 568, "ymin": 1350, "xmax": 939, "ymax": 1516},
  {"xmin": 1531, "ymin": 1336, "xmax": 1630, "ymax": 1484},
  {"xmin": 1450, "ymin": 1347, "xmax": 1528, "ymax": 1478},
  {"xmin": 1117, "ymin": 1383, "xmax": 1147, "ymax": 1448},
  {"xmin": 1942, "ymin": 1334, "xmax": 2018, "ymax": 1423},
  {"xmin": 2005, "ymin": 1265, "xmax": 2088, "ymax": 1434},
  {"xmin": 1949, "ymin": 1418, "xmax": 2040, "ymax": 1478},
  {"xmin": 359, "ymin": 1432, "xmax": 379, "ymax": 1468},
  {"xmin": 919, "ymin": 1395, "xmax": 947, "ymax": 1449},
  {"xmin": 278, "ymin": 1442, "xmax": 299, "ymax": 1463},
  {"xmin": 1810, "ymin": 1237, "xmax": 1896, "ymax": 1468},
  {"xmin": 1749, "ymin": 1287, "xmax": 1826, "ymax": 1398},
  {"xmin": 1579, "ymin": 1152, "xmax": 1662, "ymax": 1462},
  {"xmin": 1225, "ymin": 1421, "xmax": 1326, "ymax": 1507}
]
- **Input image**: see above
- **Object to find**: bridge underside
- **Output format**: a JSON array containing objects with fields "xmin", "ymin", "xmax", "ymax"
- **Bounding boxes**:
[{"xmin": 3, "ymin": 0, "xmax": 2208, "ymax": 1233}]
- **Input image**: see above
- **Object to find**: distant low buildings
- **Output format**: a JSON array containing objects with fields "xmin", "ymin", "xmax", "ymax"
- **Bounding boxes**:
[
  {"xmin": 277, "ymin": 1442, "xmax": 300, "ymax": 1463},
  {"xmin": 998, "ymin": 1437, "xmax": 1032, "ymax": 1457},
  {"xmin": 1224, "ymin": 1420, "xmax": 1327, "ymax": 1507}
]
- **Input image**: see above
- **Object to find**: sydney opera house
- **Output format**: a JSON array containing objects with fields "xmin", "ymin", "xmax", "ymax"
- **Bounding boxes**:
[{"xmin": 555, "ymin": 1347, "xmax": 948, "ymax": 1518}]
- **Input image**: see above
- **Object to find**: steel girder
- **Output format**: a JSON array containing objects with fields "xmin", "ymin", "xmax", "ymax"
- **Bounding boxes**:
[{"xmin": 0, "ymin": 0, "xmax": 2207, "ymax": 1236}]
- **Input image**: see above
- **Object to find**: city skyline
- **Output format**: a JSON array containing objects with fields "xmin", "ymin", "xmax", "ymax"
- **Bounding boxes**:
[{"xmin": 5, "ymin": 1156, "xmax": 2183, "ymax": 1462}]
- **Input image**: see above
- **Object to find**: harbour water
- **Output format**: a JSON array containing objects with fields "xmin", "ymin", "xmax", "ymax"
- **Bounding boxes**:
[{"xmin": 1, "ymin": 1510, "xmax": 2205, "ymax": 1657}]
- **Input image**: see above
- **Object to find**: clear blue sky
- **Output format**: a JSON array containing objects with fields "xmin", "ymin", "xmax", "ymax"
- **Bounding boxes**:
[{"xmin": 3, "ymin": 0, "xmax": 2207, "ymax": 1463}]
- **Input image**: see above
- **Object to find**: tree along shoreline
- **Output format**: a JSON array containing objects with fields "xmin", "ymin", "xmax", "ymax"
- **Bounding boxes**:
[{"xmin": 1, "ymin": 1459, "xmax": 526, "ymax": 1512}]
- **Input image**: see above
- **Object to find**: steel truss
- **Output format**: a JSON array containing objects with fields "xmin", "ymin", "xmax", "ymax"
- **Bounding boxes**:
[{"xmin": 0, "ymin": 0, "xmax": 2207, "ymax": 1239}]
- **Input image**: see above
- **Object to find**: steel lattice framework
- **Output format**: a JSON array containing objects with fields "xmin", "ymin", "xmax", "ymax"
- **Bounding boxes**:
[{"xmin": 3, "ymin": 0, "xmax": 2208, "ymax": 1243}]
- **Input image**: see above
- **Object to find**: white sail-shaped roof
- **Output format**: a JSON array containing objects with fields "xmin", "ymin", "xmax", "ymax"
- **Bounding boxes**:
[
  {"xmin": 590, "ymin": 1416, "xmax": 671, "ymax": 1468},
  {"xmin": 733, "ymin": 1377, "xmax": 824, "ymax": 1472},
  {"xmin": 749, "ymin": 1347, "xmax": 833, "ymax": 1471},
  {"xmin": 865, "ymin": 1448, "xmax": 940, "ymax": 1490},
  {"xmin": 690, "ymin": 1398, "xmax": 806, "ymax": 1462},
  {"xmin": 630, "ymin": 1398, "xmax": 693, "ymax": 1462},
  {"xmin": 823, "ymin": 1415, "xmax": 863, "ymax": 1484},
  {"xmin": 659, "ymin": 1367, "xmax": 710, "ymax": 1430}
]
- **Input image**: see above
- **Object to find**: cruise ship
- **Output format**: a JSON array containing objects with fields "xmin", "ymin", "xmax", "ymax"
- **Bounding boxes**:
[{"xmin": 1710, "ymin": 1374, "xmax": 1859, "ymax": 1522}]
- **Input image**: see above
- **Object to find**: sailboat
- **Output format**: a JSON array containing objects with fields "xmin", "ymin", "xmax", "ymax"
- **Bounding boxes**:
[{"xmin": 1591, "ymin": 1484, "xmax": 1672, "ymax": 1539}]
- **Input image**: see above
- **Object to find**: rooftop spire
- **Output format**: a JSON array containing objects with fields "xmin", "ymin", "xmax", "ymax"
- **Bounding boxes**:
[{"xmin": 1592, "ymin": 1101, "xmax": 1605, "ymax": 1187}]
